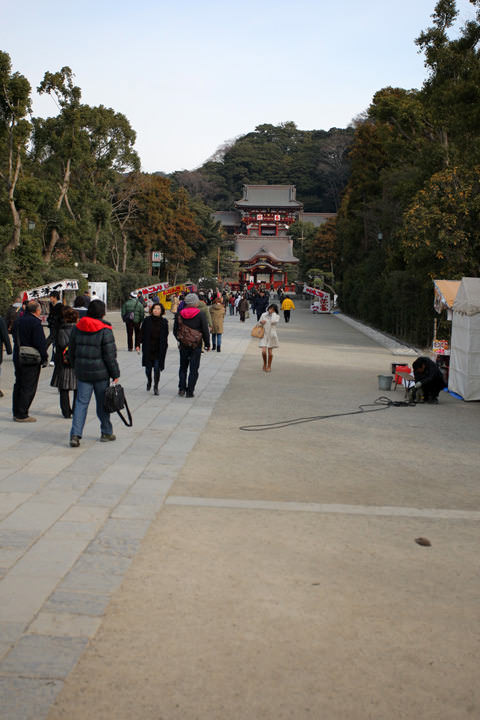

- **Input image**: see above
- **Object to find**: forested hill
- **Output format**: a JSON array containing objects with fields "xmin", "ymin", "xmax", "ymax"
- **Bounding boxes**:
[{"xmin": 169, "ymin": 122, "xmax": 354, "ymax": 212}]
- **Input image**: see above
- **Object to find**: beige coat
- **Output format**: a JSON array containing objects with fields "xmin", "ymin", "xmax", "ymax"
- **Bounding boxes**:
[{"xmin": 209, "ymin": 303, "xmax": 225, "ymax": 333}]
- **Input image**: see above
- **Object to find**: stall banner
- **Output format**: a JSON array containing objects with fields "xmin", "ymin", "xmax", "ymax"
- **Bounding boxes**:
[
  {"xmin": 304, "ymin": 285, "xmax": 331, "ymax": 312},
  {"xmin": 133, "ymin": 282, "xmax": 169, "ymax": 297},
  {"xmin": 432, "ymin": 339, "xmax": 449, "ymax": 355},
  {"xmin": 23, "ymin": 279, "xmax": 79, "ymax": 301}
]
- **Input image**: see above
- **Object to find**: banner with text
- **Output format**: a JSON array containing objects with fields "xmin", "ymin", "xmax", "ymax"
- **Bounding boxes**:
[{"xmin": 304, "ymin": 285, "xmax": 331, "ymax": 313}]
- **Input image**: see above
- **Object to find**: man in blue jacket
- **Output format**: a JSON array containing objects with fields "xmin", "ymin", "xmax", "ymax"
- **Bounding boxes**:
[
  {"xmin": 68, "ymin": 299, "xmax": 120, "ymax": 447},
  {"xmin": 12, "ymin": 301, "xmax": 48, "ymax": 422}
]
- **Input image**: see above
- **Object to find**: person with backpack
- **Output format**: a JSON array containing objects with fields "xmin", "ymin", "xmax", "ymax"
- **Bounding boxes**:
[
  {"xmin": 121, "ymin": 292, "xmax": 145, "ymax": 351},
  {"xmin": 68, "ymin": 300, "xmax": 120, "ymax": 447},
  {"xmin": 173, "ymin": 293, "xmax": 210, "ymax": 398}
]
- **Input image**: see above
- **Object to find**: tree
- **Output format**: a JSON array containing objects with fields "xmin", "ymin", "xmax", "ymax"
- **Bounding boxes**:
[{"xmin": 0, "ymin": 51, "xmax": 32, "ymax": 253}]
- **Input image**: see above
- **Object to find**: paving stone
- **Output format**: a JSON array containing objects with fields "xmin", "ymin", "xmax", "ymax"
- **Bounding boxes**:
[
  {"xmin": 0, "ymin": 575, "xmax": 59, "ymax": 624},
  {"xmin": 0, "ymin": 676, "xmax": 64, "ymax": 720},
  {"xmin": 43, "ymin": 590, "xmax": 111, "ymax": 616},
  {"xmin": 0, "ymin": 492, "xmax": 32, "ymax": 519},
  {"xmin": 29, "ymin": 612, "xmax": 102, "ymax": 638},
  {"xmin": 0, "ymin": 634, "xmax": 88, "ymax": 678},
  {"xmin": 7, "ymin": 538, "xmax": 88, "ymax": 579},
  {"xmin": 0, "ymin": 547, "xmax": 24, "ymax": 568},
  {"xmin": 76, "ymin": 483, "xmax": 127, "ymax": 507},
  {"xmin": 86, "ymin": 535, "xmax": 142, "ymax": 558},
  {"xmin": 0, "ymin": 529, "xmax": 38, "ymax": 549},
  {"xmin": 0, "ymin": 502, "xmax": 70, "ymax": 533},
  {"xmin": 110, "ymin": 503, "xmax": 160, "ymax": 519},
  {"xmin": 61, "ymin": 505, "xmax": 109, "ymax": 523},
  {"xmin": 0, "ymin": 474, "xmax": 49, "ymax": 492},
  {"xmin": 58, "ymin": 553, "xmax": 131, "ymax": 594},
  {"xmin": 43, "ymin": 520, "xmax": 103, "ymax": 541},
  {"xmin": 0, "ymin": 621, "xmax": 27, "ymax": 643}
]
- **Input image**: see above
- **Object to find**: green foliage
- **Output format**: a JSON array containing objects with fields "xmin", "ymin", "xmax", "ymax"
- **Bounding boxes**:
[
  {"xmin": 335, "ymin": 1, "xmax": 480, "ymax": 346},
  {"xmin": 172, "ymin": 122, "xmax": 354, "ymax": 212}
]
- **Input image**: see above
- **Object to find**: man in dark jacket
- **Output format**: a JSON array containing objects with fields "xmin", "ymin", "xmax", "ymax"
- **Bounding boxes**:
[
  {"xmin": 412, "ymin": 356, "xmax": 447, "ymax": 403},
  {"xmin": 68, "ymin": 299, "xmax": 120, "ymax": 447},
  {"xmin": 254, "ymin": 290, "xmax": 269, "ymax": 321},
  {"xmin": 0, "ymin": 315, "xmax": 13, "ymax": 398},
  {"xmin": 12, "ymin": 301, "xmax": 48, "ymax": 422},
  {"xmin": 46, "ymin": 290, "xmax": 64, "ymax": 365},
  {"xmin": 173, "ymin": 293, "xmax": 210, "ymax": 398}
]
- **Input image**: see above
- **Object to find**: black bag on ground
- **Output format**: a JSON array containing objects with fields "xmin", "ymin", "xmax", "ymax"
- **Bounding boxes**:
[{"xmin": 104, "ymin": 383, "xmax": 133, "ymax": 427}]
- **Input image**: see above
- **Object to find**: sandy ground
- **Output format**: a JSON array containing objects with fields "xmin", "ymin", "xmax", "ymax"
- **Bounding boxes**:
[{"xmin": 47, "ymin": 310, "xmax": 480, "ymax": 720}]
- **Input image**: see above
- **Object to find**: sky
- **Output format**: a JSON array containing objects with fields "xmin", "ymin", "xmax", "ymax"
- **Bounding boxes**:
[{"xmin": 2, "ymin": 0, "xmax": 477, "ymax": 173}]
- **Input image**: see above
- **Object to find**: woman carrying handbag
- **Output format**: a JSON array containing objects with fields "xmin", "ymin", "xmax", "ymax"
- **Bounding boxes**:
[{"xmin": 258, "ymin": 303, "xmax": 280, "ymax": 372}]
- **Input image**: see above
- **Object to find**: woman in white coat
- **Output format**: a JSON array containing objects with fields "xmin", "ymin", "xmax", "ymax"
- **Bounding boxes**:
[{"xmin": 258, "ymin": 303, "xmax": 279, "ymax": 372}]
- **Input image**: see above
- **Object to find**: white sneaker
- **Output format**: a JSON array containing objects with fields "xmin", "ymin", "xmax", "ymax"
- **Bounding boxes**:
[{"xmin": 49, "ymin": 361, "xmax": 55, "ymax": 366}]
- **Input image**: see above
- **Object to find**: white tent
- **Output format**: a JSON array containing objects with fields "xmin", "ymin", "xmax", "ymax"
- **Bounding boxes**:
[{"xmin": 448, "ymin": 277, "xmax": 480, "ymax": 401}]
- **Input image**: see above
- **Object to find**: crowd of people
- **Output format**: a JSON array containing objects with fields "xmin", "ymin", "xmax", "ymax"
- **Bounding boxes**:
[
  {"xmin": 0, "ymin": 283, "xmax": 449, "ymax": 447},
  {"xmin": 0, "ymin": 284, "xmax": 293, "ymax": 446}
]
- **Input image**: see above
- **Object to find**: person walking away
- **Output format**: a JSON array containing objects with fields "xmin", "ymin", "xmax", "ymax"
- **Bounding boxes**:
[
  {"xmin": 46, "ymin": 290, "xmax": 64, "ymax": 365},
  {"xmin": 137, "ymin": 302, "xmax": 169, "ymax": 395},
  {"xmin": 121, "ymin": 293, "xmax": 145, "ymax": 351},
  {"xmin": 281, "ymin": 295, "xmax": 295, "ymax": 323},
  {"xmin": 50, "ymin": 306, "xmax": 78, "ymax": 418},
  {"xmin": 173, "ymin": 293, "xmax": 210, "ymax": 398},
  {"xmin": 68, "ymin": 299, "xmax": 120, "ymax": 447},
  {"xmin": 238, "ymin": 295, "xmax": 249, "ymax": 322},
  {"xmin": 12, "ymin": 300, "xmax": 48, "ymax": 422},
  {"xmin": 411, "ymin": 356, "xmax": 446, "ymax": 403},
  {"xmin": 0, "ymin": 315, "xmax": 13, "ymax": 397},
  {"xmin": 210, "ymin": 297, "xmax": 225, "ymax": 352},
  {"xmin": 73, "ymin": 296, "xmax": 88, "ymax": 318},
  {"xmin": 254, "ymin": 290, "xmax": 269, "ymax": 321},
  {"xmin": 228, "ymin": 294, "xmax": 236, "ymax": 316},
  {"xmin": 5, "ymin": 295, "xmax": 22, "ymax": 334},
  {"xmin": 259, "ymin": 303, "xmax": 280, "ymax": 372}
]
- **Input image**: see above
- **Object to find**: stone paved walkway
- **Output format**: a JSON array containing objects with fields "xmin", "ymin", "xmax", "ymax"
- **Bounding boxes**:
[{"xmin": 0, "ymin": 311, "xmax": 250, "ymax": 719}]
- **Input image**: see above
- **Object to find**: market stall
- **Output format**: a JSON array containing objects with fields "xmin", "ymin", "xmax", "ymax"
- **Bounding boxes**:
[{"xmin": 448, "ymin": 277, "xmax": 480, "ymax": 401}]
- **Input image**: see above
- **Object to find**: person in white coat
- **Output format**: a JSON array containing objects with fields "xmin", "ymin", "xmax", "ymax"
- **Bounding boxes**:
[{"xmin": 258, "ymin": 303, "xmax": 279, "ymax": 372}]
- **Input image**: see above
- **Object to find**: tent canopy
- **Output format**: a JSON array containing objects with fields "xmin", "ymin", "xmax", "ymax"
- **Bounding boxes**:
[
  {"xmin": 433, "ymin": 279, "xmax": 461, "ymax": 313},
  {"xmin": 452, "ymin": 277, "xmax": 480, "ymax": 316}
]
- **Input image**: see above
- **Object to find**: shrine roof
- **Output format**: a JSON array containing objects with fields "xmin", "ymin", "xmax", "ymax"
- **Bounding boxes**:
[
  {"xmin": 235, "ymin": 184, "xmax": 303, "ymax": 209},
  {"xmin": 234, "ymin": 236, "xmax": 299, "ymax": 263}
]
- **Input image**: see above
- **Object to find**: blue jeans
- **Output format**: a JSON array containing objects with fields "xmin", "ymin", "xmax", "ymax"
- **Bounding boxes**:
[
  {"xmin": 71, "ymin": 378, "xmax": 112, "ymax": 438},
  {"xmin": 178, "ymin": 346, "xmax": 202, "ymax": 394},
  {"xmin": 211, "ymin": 333, "xmax": 222, "ymax": 349}
]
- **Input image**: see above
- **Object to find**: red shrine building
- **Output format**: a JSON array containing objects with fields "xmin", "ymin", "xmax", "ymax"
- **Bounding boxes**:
[{"xmin": 214, "ymin": 184, "xmax": 335, "ymax": 289}]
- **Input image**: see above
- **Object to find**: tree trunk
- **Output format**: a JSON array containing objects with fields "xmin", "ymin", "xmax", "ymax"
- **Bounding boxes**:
[
  {"xmin": 44, "ymin": 227, "xmax": 60, "ymax": 263},
  {"xmin": 121, "ymin": 230, "xmax": 128, "ymax": 273},
  {"xmin": 3, "ymin": 149, "xmax": 22, "ymax": 253},
  {"xmin": 56, "ymin": 158, "xmax": 72, "ymax": 211},
  {"xmin": 93, "ymin": 221, "xmax": 101, "ymax": 264}
]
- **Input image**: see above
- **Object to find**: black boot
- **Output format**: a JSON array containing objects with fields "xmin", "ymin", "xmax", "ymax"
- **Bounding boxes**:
[{"xmin": 153, "ymin": 369, "xmax": 160, "ymax": 395}]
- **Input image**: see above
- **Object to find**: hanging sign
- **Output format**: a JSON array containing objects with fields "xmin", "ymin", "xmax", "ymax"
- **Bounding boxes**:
[
  {"xmin": 133, "ymin": 282, "xmax": 169, "ymax": 297},
  {"xmin": 24, "ymin": 279, "xmax": 79, "ymax": 301}
]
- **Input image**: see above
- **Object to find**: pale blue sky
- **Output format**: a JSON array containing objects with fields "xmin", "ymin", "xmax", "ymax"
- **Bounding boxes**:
[{"xmin": 2, "ymin": 0, "xmax": 476, "ymax": 172}]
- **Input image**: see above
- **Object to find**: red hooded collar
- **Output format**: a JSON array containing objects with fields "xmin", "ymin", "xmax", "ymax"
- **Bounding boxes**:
[
  {"xmin": 76, "ymin": 317, "xmax": 111, "ymax": 333},
  {"xmin": 180, "ymin": 307, "xmax": 200, "ymax": 319}
]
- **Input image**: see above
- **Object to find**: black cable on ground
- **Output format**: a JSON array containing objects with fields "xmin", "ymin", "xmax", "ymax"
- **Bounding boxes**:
[{"xmin": 239, "ymin": 396, "xmax": 416, "ymax": 432}]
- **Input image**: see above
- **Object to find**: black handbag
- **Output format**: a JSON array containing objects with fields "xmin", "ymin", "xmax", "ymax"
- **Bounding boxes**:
[{"xmin": 104, "ymin": 383, "xmax": 133, "ymax": 427}]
